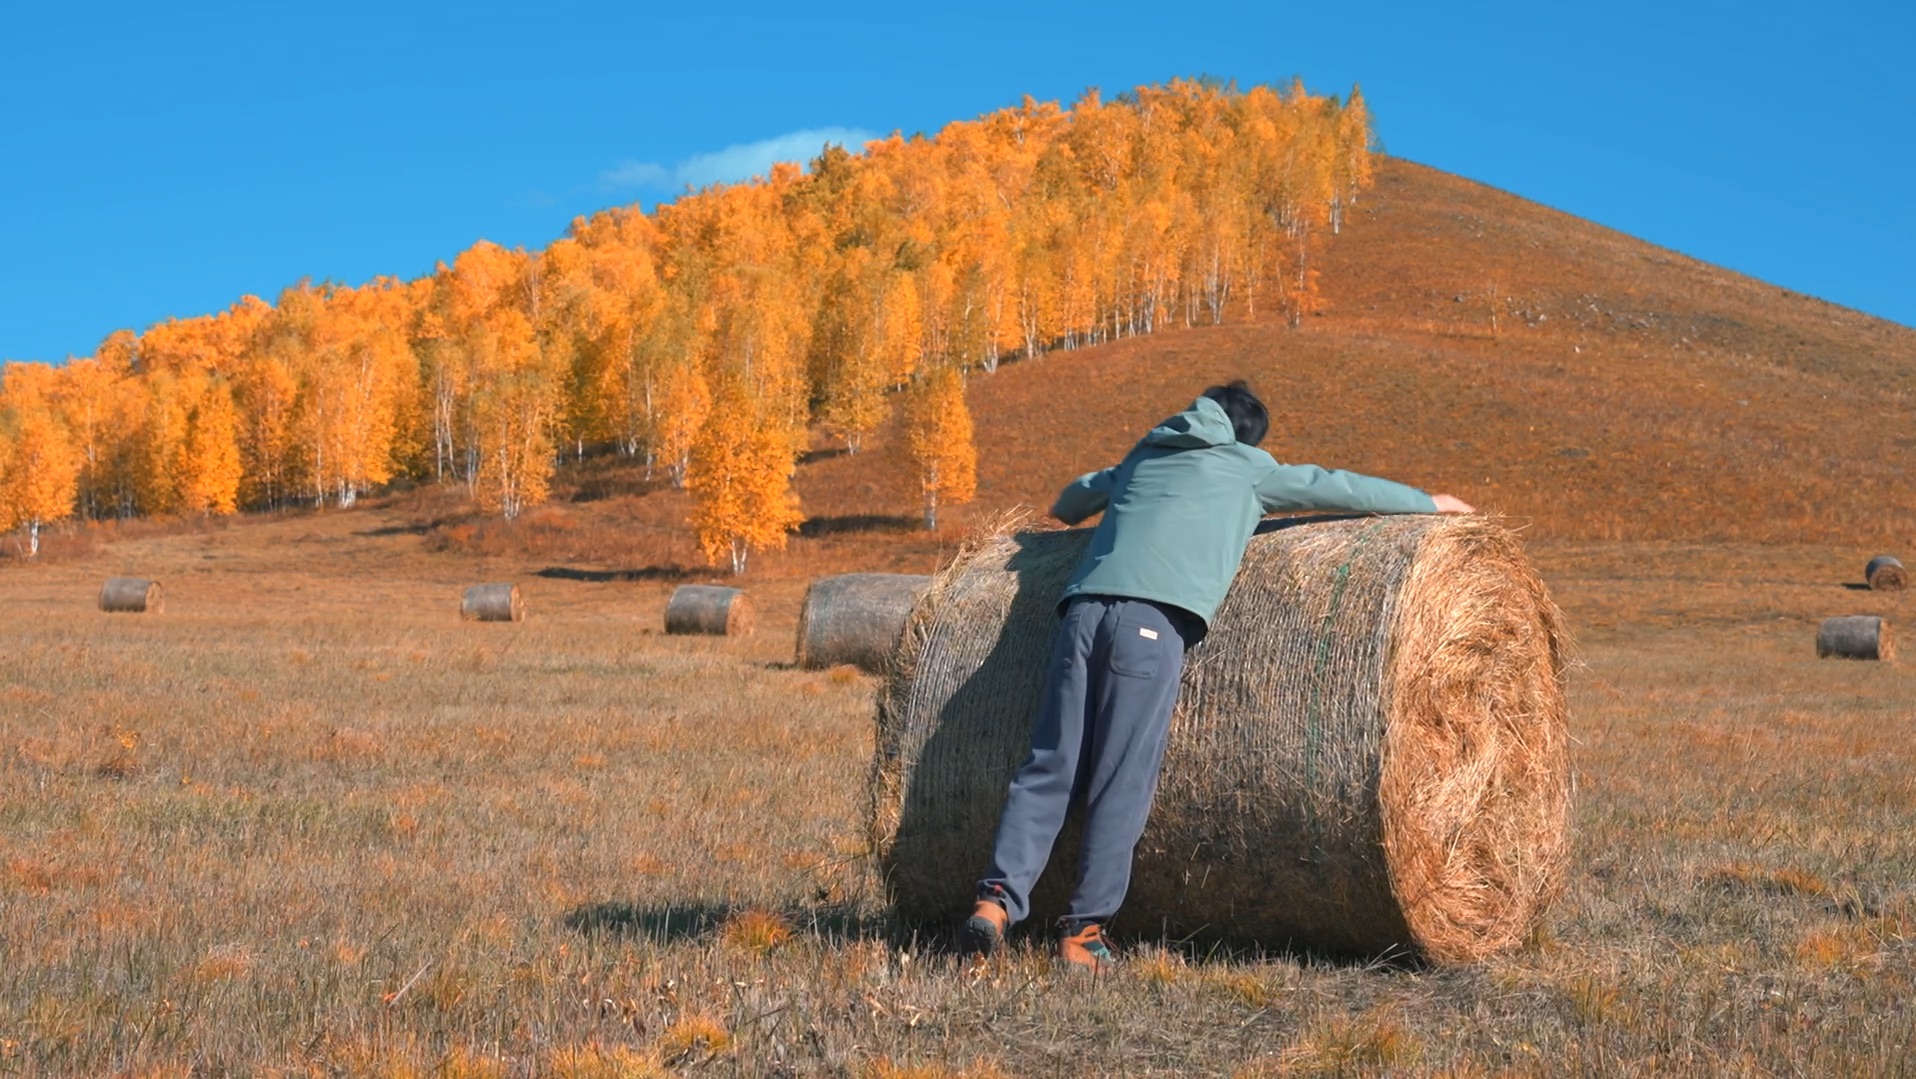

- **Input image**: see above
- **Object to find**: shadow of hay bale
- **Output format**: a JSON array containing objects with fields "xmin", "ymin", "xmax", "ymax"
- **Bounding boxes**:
[
  {"xmin": 563, "ymin": 901, "xmax": 885, "ymax": 945},
  {"xmin": 797, "ymin": 514, "xmax": 919, "ymax": 538},
  {"xmin": 536, "ymin": 565, "xmax": 692, "ymax": 583}
]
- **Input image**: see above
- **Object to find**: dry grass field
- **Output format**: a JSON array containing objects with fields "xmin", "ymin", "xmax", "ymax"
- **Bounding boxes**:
[
  {"xmin": 2, "ymin": 512, "xmax": 1912, "ymax": 1077},
  {"xmin": 5, "ymin": 158, "xmax": 1914, "ymax": 1075}
]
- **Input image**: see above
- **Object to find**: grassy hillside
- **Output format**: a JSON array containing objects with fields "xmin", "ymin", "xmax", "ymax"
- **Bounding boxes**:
[{"xmin": 795, "ymin": 158, "xmax": 1915, "ymax": 557}]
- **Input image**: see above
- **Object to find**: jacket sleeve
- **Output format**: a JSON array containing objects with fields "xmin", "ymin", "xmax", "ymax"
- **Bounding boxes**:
[
  {"xmin": 1254, "ymin": 462, "xmax": 1438, "ymax": 515},
  {"xmin": 1052, "ymin": 467, "xmax": 1118, "ymax": 525}
]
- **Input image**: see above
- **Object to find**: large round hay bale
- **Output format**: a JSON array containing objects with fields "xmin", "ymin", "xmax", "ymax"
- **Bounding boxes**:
[
  {"xmin": 797, "ymin": 573, "xmax": 932, "ymax": 673},
  {"xmin": 665, "ymin": 585, "xmax": 754, "ymax": 636},
  {"xmin": 1865, "ymin": 555, "xmax": 1906, "ymax": 591},
  {"xmin": 461, "ymin": 583, "xmax": 524, "ymax": 622},
  {"xmin": 871, "ymin": 514, "xmax": 1571, "ymax": 965},
  {"xmin": 1817, "ymin": 616, "xmax": 1892, "ymax": 661},
  {"xmin": 99, "ymin": 577, "xmax": 162, "ymax": 614}
]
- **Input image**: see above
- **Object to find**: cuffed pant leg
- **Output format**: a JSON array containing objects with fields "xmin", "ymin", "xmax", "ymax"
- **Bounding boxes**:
[
  {"xmin": 1066, "ymin": 599, "xmax": 1186, "ymax": 926},
  {"xmin": 979, "ymin": 600, "xmax": 1100, "ymax": 925}
]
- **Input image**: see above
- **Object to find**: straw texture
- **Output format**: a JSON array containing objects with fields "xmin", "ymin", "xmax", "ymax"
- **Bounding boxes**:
[
  {"xmin": 665, "ymin": 585, "xmax": 754, "ymax": 636},
  {"xmin": 1865, "ymin": 556, "xmax": 1906, "ymax": 592},
  {"xmin": 1817, "ymin": 616, "xmax": 1892, "ymax": 661},
  {"xmin": 870, "ymin": 514, "xmax": 1570, "ymax": 964},
  {"xmin": 99, "ymin": 577, "xmax": 162, "ymax": 614},
  {"xmin": 461, "ymin": 583, "xmax": 524, "ymax": 622},
  {"xmin": 796, "ymin": 574, "xmax": 932, "ymax": 673}
]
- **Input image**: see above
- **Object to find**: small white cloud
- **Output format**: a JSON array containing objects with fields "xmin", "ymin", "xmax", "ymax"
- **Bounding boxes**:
[
  {"xmin": 602, "ymin": 126, "xmax": 878, "ymax": 192},
  {"xmin": 600, "ymin": 161, "xmax": 671, "ymax": 188}
]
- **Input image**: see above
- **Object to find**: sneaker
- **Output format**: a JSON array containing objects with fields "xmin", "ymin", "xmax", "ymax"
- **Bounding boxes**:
[
  {"xmin": 963, "ymin": 896, "xmax": 1009, "ymax": 956},
  {"xmin": 1057, "ymin": 920, "xmax": 1117, "ymax": 972}
]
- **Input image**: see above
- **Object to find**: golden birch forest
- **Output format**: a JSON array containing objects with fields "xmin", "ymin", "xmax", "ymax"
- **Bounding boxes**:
[{"xmin": 0, "ymin": 79, "xmax": 1373, "ymax": 570}]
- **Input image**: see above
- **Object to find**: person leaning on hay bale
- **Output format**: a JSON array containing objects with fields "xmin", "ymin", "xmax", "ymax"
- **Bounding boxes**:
[{"xmin": 964, "ymin": 381, "xmax": 1475, "ymax": 971}]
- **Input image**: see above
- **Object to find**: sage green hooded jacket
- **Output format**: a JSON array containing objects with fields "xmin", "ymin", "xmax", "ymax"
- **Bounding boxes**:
[{"xmin": 1054, "ymin": 395, "xmax": 1436, "ymax": 631}]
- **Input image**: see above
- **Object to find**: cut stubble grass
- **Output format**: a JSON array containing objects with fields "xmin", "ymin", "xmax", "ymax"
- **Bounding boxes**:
[{"xmin": 2, "ymin": 523, "xmax": 1914, "ymax": 1075}]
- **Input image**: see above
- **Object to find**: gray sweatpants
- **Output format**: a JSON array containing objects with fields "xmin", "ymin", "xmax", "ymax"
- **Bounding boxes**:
[{"xmin": 979, "ymin": 596, "xmax": 1187, "ymax": 926}]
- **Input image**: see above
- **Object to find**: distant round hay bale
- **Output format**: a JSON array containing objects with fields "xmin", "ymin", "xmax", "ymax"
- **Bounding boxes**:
[
  {"xmin": 1817, "ymin": 616, "xmax": 1892, "ymax": 661},
  {"xmin": 99, "ymin": 577, "xmax": 162, "ymax": 614},
  {"xmin": 1865, "ymin": 555, "xmax": 1906, "ymax": 591},
  {"xmin": 461, "ymin": 583, "xmax": 524, "ymax": 622},
  {"xmin": 871, "ymin": 515, "xmax": 1571, "ymax": 965},
  {"xmin": 797, "ymin": 573, "xmax": 932, "ymax": 673},
  {"xmin": 666, "ymin": 585, "xmax": 754, "ymax": 636}
]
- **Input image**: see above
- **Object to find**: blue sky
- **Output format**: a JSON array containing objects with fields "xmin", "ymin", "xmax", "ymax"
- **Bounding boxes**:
[{"xmin": 3, "ymin": 0, "xmax": 1910, "ymax": 363}]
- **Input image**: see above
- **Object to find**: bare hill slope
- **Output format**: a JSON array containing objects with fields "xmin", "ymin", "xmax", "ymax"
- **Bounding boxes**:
[{"xmin": 802, "ymin": 158, "xmax": 1915, "ymax": 549}]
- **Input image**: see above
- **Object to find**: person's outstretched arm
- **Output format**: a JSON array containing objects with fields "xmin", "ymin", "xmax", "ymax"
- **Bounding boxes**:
[
  {"xmin": 1255, "ymin": 462, "xmax": 1472, "ymax": 515},
  {"xmin": 1052, "ymin": 467, "xmax": 1118, "ymax": 525}
]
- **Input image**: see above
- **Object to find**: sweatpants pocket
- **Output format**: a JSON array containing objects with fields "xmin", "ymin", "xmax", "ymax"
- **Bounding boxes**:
[{"xmin": 1107, "ymin": 608, "xmax": 1168, "ymax": 679}]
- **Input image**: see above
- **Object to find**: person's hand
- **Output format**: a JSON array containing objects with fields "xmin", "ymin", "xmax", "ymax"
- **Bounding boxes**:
[{"xmin": 1430, "ymin": 494, "xmax": 1475, "ymax": 514}]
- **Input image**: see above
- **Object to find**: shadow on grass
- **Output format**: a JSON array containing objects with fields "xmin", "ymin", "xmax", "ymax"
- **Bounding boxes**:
[
  {"xmin": 565, "ymin": 900, "xmax": 891, "ymax": 945},
  {"xmin": 797, "ymin": 514, "xmax": 919, "ymax": 538},
  {"xmin": 564, "ymin": 899, "xmax": 1426, "ymax": 968},
  {"xmin": 536, "ymin": 566, "xmax": 692, "ymax": 583},
  {"xmin": 566, "ymin": 477, "xmax": 674, "ymax": 503},
  {"xmin": 1124, "ymin": 928, "xmax": 1428, "ymax": 972},
  {"xmin": 797, "ymin": 447, "xmax": 850, "ymax": 466}
]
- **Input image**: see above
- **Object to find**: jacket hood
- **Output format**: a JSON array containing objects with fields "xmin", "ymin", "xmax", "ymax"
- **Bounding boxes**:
[{"xmin": 1143, "ymin": 395, "xmax": 1240, "ymax": 449}]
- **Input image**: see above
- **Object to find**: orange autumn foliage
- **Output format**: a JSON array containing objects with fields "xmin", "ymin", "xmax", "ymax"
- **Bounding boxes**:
[
  {"xmin": 686, "ymin": 386, "xmax": 804, "ymax": 574},
  {"xmin": 0, "ymin": 78, "xmax": 1371, "ymax": 551},
  {"xmin": 469, "ymin": 307, "xmax": 560, "ymax": 519},
  {"xmin": 0, "ymin": 364, "xmax": 82, "ymax": 555},
  {"xmin": 903, "ymin": 366, "xmax": 977, "ymax": 531}
]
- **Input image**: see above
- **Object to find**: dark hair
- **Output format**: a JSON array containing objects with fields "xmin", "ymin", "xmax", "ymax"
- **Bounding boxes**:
[{"xmin": 1201, "ymin": 380, "xmax": 1269, "ymax": 446}]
